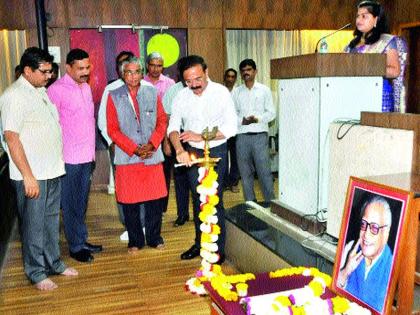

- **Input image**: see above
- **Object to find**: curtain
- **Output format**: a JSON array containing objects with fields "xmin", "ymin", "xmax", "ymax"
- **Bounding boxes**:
[
  {"xmin": 0, "ymin": 30, "xmax": 27, "ymax": 94},
  {"xmin": 226, "ymin": 29, "xmax": 354, "ymax": 135},
  {"xmin": 226, "ymin": 30, "xmax": 301, "ymax": 136},
  {"xmin": 300, "ymin": 30, "xmax": 354, "ymax": 54}
]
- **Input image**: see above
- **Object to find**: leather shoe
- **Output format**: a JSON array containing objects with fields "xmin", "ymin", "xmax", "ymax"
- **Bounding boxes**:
[
  {"xmin": 173, "ymin": 215, "xmax": 189, "ymax": 227},
  {"xmin": 83, "ymin": 242, "xmax": 103, "ymax": 253},
  {"xmin": 180, "ymin": 245, "xmax": 200, "ymax": 260},
  {"xmin": 70, "ymin": 249, "xmax": 94, "ymax": 263}
]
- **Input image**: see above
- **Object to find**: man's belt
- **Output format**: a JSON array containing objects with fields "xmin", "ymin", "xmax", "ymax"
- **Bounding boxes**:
[{"xmin": 244, "ymin": 132, "xmax": 267, "ymax": 135}]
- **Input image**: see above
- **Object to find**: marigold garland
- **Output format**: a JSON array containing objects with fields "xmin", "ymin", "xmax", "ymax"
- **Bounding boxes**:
[
  {"xmin": 185, "ymin": 166, "xmax": 257, "ymax": 300},
  {"xmin": 184, "ymin": 167, "xmax": 371, "ymax": 315}
]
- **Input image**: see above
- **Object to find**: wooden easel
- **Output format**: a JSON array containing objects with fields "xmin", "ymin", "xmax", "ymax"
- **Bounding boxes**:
[
  {"xmin": 365, "ymin": 173, "xmax": 419, "ymax": 315},
  {"xmin": 393, "ymin": 194, "xmax": 419, "ymax": 315}
]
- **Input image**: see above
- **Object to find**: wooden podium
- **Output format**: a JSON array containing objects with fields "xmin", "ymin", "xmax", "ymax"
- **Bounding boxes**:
[
  {"xmin": 270, "ymin": 53, "xmax": 386, "ymax": 233},
  {"xmin": 271, "ymin": 53, "xmax": 386, "ymax": 78}
]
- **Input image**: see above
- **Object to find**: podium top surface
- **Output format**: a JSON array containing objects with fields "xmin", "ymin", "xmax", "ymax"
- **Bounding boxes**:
[{"xmin": 271, "ymin": 53, "xmax": 386, "ymax": 79}]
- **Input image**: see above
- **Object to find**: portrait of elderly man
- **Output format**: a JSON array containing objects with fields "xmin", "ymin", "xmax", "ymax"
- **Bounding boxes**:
[
  {"xmin": 106, "ymin": 56, "xmax": 167, "ymax": 253},
  {"xmin": 338, "ymin": 195, "xmax": 394, "ymax": 312}
]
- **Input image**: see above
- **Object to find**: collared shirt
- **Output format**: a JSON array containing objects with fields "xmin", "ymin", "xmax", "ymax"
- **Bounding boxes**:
[
  {"xmin": 97, "ymin": 78, "xmax": 153, "ymax": 145},
  {"xmin": 162, "ymin": 81, "xmax": 184, "ymax": 115},
  {"xmin": 167, "ymin": 80, "xmax": 238, "ymax": 149},
  {"xmin": 232, "ymin": 81, "xmax": 276, "ymax": 134},
  {"xmin": 47, "ymin": 73, "xmax": 95, "ymax": 164},
  {"xmin": 0, "ymin": 76, "xmax": 65, "ymax": 180},
  {"xmin": 364, "ymin": 247, "xmax": 386, "ymax": 280},
  {"xmin": 144, "ymin": 73, "xmax": 175, "ymax": 100}
]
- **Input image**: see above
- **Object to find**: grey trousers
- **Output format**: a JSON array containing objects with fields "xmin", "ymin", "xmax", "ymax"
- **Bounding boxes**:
[
  {"xmin": 13, "ymin": 177, "xmax": 66, "ymax": 284},
  {"xmin": 236, "ymin": 132, "xmax": 274, "ymax": 202}
]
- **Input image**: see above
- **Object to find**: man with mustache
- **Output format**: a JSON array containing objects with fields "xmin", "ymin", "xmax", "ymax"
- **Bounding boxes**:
[
  {"xmin": 168, "ymin": 55, "xmax": 237, "ymax": 263},
  {"xmin": 337, "ymin": 196, "xmax": 393, "ymax": 312},
  {"xmin": 232, "ymin": 59, "xmax": 275, "ymax": 204},
  {"xmin": 48, "ymin": 49, "xmax": 102, "ymax": 263},
  {"xmin": 0, "ymin": 47, "xmax": 78, "ymax": 290}
]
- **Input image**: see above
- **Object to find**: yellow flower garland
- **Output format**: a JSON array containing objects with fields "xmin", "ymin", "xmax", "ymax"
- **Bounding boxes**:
[{"xmin": 184, "ymin": 167, "xmax": 370, "ymax": 315}]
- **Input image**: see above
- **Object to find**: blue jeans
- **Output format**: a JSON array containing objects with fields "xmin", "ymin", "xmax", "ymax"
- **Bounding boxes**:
[
  {"xmin": 13, "ymin": 177, "xmax": 66, "ymax": 284},
  {"xmin": 185, "ymin": 142, "xmax": 227, "ymax": 255},
  {"xmin": 61, "ymin": 162, "xmax": 93, "ymax": 252}
]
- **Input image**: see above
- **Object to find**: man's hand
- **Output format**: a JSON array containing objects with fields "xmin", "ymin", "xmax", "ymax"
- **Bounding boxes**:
[
  {"xmin": 337, "ymin": 238, "xmax": 364, "ymax": 288},
  {"xmin": 134, "ymin": 143, "xmax": 154, "ymax": 159},
  {"xmin": 179, "ymin": 131, "xmax": 203, "ymax": 143},
  {"xmin": 23, "ymin": 175, "xmax": 40, "ymax": 199},
  {"xmin": 163, "ymin": 137, "xmax": 172, "ymax": 156},
  {"xmin": 242, "ymin": 116, "xmax": 258, "ymax": 125},
  {"xmin": 176, "ymin": 150, "xmax": 193, "ymax": 167}
]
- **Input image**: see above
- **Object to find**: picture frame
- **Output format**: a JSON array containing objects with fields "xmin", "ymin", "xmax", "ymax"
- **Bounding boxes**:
[{"xmin": 332, "ymin": 176, "xmax": 413, "ymax": 315}]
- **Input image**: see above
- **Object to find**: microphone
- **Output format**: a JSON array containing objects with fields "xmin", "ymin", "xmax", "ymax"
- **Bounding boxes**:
[{"xmin": 314, "ymin": 23, "xmax": 352, "ymax": 53}]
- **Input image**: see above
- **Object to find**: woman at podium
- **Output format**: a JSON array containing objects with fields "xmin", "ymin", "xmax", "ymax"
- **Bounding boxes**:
[{"xmin": 345, "ymin": 0, "xmax": 407, "ymax": 112}]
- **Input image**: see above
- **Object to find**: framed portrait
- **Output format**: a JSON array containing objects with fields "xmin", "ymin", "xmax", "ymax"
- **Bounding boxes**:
[{"xmin": 332, "ymin": 176, "xmax": 413, "ymax": 315}]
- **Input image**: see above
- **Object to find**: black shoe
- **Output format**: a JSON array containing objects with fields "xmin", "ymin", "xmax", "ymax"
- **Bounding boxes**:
[
  {"xmin": 83, "ymin": 242, "xmax": 103, "ymax": 253},
  {"xmin": 180, "ymin": 245, "xmax": 200, "ymax": 260},
  {"xmin": 173, "ymin": 215, "xmax": 189, "ymax": 227},
  {"xmin": 70, "ymin": 249, "xmax": 94, "ymax": 263}
]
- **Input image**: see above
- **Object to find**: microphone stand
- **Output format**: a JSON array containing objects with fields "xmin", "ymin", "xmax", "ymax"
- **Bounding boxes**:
[{"xmin": 314, "ymin": 23, "xmax": 352, "ymax": 53}]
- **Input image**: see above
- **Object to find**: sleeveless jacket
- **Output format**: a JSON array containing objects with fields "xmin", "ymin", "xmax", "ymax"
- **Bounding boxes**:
[{"xmin": 110, "ymin": 84, "xmax": 164, "ymax": 165}]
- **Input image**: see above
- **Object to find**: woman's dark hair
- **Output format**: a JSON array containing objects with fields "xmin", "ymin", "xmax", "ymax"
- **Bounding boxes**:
[{"xmin": 348, "ymin": 1, "xmax": 390, "ymax": 49}]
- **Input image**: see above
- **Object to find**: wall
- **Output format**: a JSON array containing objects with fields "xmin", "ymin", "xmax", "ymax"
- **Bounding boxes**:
[{"xmin": 1, "ymin": 0, "xmax": 417, "ymax": 82}]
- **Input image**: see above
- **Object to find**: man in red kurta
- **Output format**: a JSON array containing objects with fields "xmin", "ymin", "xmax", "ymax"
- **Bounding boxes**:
[{"xmin": 106, "ymin": 57, "xmax": 167, "ymax": 253}]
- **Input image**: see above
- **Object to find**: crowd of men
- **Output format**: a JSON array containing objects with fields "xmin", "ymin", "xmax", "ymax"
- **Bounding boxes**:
[{"xmin": 0, "ymin": 46, "xmax": 276, "ymax": 290}]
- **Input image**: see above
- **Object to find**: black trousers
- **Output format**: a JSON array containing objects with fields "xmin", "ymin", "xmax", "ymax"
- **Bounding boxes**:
[{"xmin": 122, "ymin": 198, "xmax": 163, "ymax": 248}]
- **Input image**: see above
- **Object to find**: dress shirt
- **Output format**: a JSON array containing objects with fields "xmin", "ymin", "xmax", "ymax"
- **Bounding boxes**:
[
  {"xmin": 47, "ymin": 73, "xmax": 95, "ymax": 164},
  {"xmin": 232, "ymin": 81, "xmax": 276, "ymax": 134},
  {"xmin": 167, "ymin": 80, "xmax": 237, "ymax": 149},
  {"xmin": 97, "ymin": 78, "xmax": 153, "ymax": 145},
  {"xmin": 144, "ymin": 73, "xmax": 175, "ymax": 100},
  {"xmin": 162, "ymin": 81, "xmax": 184, "ymax": 115},
  {"xmin": 0, "ymin": 76, "xmax": 65, "ymax": 180}
]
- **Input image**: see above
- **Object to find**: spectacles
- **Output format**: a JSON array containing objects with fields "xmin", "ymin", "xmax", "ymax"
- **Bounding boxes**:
[
  {"xmin": 37, "ymin": 68, "xmax": 53, "ymax": 75},
  {"xmin": 360, "ymin": 219, "xmax": 388, "ymax": 235},
  {"xmin": 185, "ymin": 77, "xmax": 205, "ymax": 86},
  {"xmin": 124, "ymin": 70, "xmax": 141, "ymax": 76}
]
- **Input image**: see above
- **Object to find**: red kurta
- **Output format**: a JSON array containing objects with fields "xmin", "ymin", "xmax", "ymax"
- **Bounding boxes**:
[{"xmin": 106, "ymin": 86, "xmax": 168, "ymax": 204}]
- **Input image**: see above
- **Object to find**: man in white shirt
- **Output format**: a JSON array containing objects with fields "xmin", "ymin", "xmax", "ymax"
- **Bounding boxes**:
[
  {"xmin": 162, "ymin": 77, "xmax": 191, "ymax": 227},
  {"xmin": 0, "ymin": 47, "xmax": 78, "ymax": 290},
  {"xmin": 223, "ymin": 68, "xmax": 240, "ymax": 193},
  {"xmin": 232, "ymin": 59, "xmax": 275, "ymax": 203},
  {"xmin": 168, "ymin": 55, "xmax": 237, "ymax": 263}
]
